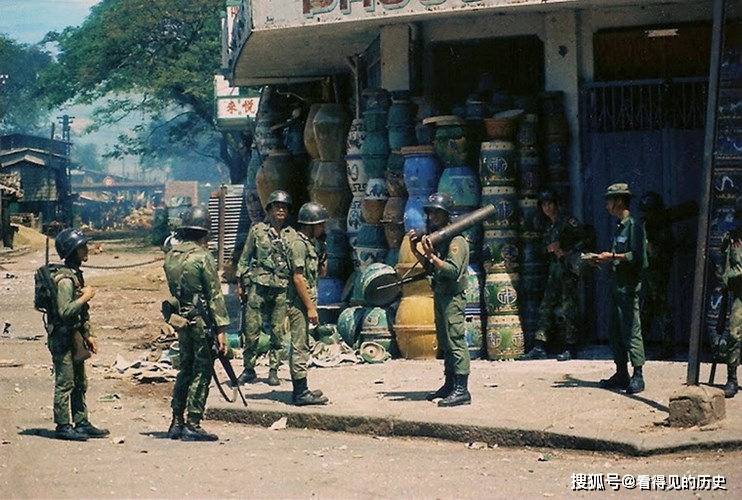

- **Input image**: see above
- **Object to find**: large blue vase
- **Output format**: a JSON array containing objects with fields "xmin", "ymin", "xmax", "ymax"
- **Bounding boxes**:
[
  {"xmin": 437, "ymin": 166, "xmax": 481, "ymax": 209},
  {"xmin": 318, "ymin": 277, "xmax": 344, "ymax": 305},
  {"xmin": 402, "ymin": 148, "xmax": 439, "ymax": 196},
  {"xmin": 403, "ymin": 195, "xmax": 427, "ymax": 233}
]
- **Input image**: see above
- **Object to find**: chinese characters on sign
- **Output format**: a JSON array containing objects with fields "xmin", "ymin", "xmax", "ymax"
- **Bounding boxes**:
[{"xmin": 570, "ymin": 474, "xmax": 727, "ymax": 492}]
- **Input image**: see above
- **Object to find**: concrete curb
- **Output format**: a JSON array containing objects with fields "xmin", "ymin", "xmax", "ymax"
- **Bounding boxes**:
[{"xmin": 205, "ymin": 406, "xmax": 742, "ymax": 457}]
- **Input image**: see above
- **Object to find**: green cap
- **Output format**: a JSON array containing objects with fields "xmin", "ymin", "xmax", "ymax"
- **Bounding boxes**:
[{"xmin": 605, "ymin": 183, "xmax": 632, "ymax": 198}]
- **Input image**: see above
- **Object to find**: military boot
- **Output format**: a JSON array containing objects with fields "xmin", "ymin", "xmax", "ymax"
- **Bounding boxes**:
[
  {"xmin": 521, "ymin": 340, "xmax": 547, "ymax": 360},
  {"xmin": 724, "ymin": 365, "xmax": 738, "ymax": 399},
  {"xmin": 167, "ymin": 413, "xmax": 185, "ymax": 440},
  {"xmin": 599, "ymin": 364, "xmax": 630, "ymax": 390},
  {"xmin": 181, "ymin": 421, "xmax": 219, "ymax": 442},
  {"xmin": 426, "ymin": 372, "xmax": 454, "ymax": 401},
  {"xmin": 75, "ymin": 422, "xmax": 110, "ymax": 438},
  {"xmin": 55, "ymin": 424, "xmax": 88, "ymax": 442},
  {"xmin": 438, "ymin": 374, "xmax": 471, "ymax": 407},
  {"xmin": 556, "ymin": 344, "xmax": 577, "ymax": 362},
  {"xmin": 626, "ymin": 366, "xmax": 645, "ymax": 394},
  {"xmin": 292, "ymin": 378, "xmax": 328, "ymax": 406},
  {"xmin": 267, "ymin": 369, "xmax": 280, "ymax": 387},
  {"xmin": 236, "ymin": 368, "xmax": 257, "ymax": 385}
]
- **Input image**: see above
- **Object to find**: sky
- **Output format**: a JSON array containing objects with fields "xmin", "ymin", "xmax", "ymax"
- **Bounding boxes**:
[
  {"xmin": 0, "ymin": 0, "xmax": 99, "ymax": 44},
  {"xmin": 0, "ymin": 0, "xmax": 154, "ymax": 177}
]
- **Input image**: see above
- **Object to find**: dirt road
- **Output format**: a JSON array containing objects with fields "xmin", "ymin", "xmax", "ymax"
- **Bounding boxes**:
[{"xmin": 1, "ymin": 243, "xmax": 740, "ymax": 498}]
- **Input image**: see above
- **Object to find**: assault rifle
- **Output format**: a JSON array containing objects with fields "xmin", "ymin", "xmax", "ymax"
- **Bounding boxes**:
[{"xmin": 194, "ymin": 296, "xmax": 248, "ymax": 407}]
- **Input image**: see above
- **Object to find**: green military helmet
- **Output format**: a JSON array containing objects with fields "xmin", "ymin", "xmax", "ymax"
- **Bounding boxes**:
[
  {"xmin": 179, "ymin": 205, "xmax": 210, "ymax": 234},
  {"xmin": 423, "ymin": 192, "xmax": 454, "ymax": 215},
  {"xmin": 55, "ymin": 228, "xmax": 91, "ymax": 260},
  {"xmin": 297, "ymin": 202, "xmax": 328, "ymax": 225},
  {"xmin": 538, "ymin": 189, "xmax": 559, "ymax": 205},
  {"xmin": 639, "ymin": 191, "xmax": 664, "ymax": 212},
  {"xmin": 605, "ymin": 183, "xmax": 632, "ymax": 198},
  {"xmin": 265, "ymin": 190, "xmax": 292, "ymax": 210}
]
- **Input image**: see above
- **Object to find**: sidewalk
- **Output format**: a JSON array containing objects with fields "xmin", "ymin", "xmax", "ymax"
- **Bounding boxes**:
[{"xmin": 206, "ymin": 357, "xmax": 742, "ymax": 456}]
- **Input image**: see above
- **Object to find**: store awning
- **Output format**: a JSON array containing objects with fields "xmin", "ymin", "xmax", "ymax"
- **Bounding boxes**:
[{"xmin": 227, "ymin": 0, "xmax": 704, "ymax": 86}]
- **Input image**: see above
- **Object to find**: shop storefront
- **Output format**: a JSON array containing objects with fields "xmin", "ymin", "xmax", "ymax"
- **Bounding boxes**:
[{"xmin": 221, "ymin": 0, "xmax": 731, "ymax": 356}]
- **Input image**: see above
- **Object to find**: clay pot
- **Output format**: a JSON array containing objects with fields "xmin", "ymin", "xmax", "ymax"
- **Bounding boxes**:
[
  {"xmin": 346, "ymin": 118, "xmax": 366, "ymax": 156},
  {"xmin": 304, "ymin": 104, "xmax": 323, "ymax": 160},
  {"xmin": 255, "ymin": 149, "xmax": 296, "ymax": 209},
  {"xmin": 346, "ymin": 155, "xmax": 368, "ymax": 197},
  {"xmin": 486, "ymin": 315, "xmax": 524, "ymax": 360},
  {"xmin": 394, "ymin": 295, "xmax": 437, "ymax": 360},
  {"xmin": 313, "ymin": 104, "xmax": 349, "ymax": 162},
  {"xmin": 362, "ymin": 178, "xmax": 389, "ymax": 225},
  {"xmin": 309, "ymin": 160, "xmax": 352, "ymax": 220}
]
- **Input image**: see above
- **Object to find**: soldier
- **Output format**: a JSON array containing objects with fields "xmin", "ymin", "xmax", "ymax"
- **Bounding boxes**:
[
  {"xmin": 164, "ymin": 205, "xmax": 230, "ymax": 441},
  {"xmin": 638, "ymin": 191, "xmax": 674, "ymax": 358},
  {"xmin": 48, "ymin": 228, "xmax": 109, "ymax": 441},
  {"xmin": 285, "ymin": 202, "xmax": 329, "ymax": 406},
  {"xmin": 592, "ymin": 183, "xmax": 647, "ymax": 394},
  {"xmin": 717, "ymin": 196, "xmax": 741, "ymax": 398},
  {"xmin": 235, "ymin": 190, "xmax": 293, "ymax": 386},
  {"xmin": 409, "ymin": 193, "xmax": 471, "ymax": 407},
  {"xmin": 522, "ymin": 190, "xmax": 587, "ymax": 361}
]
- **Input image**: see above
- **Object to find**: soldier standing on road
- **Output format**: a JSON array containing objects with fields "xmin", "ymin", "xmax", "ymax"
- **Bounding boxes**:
[
  {"xmin": 592, "ymin": 183, "xmax": 647, "ymax": 394},
  {"xmin": 717, "ymin": 196, "xmax": 741, "ymax": 398},
  {"xmin": 164, "ymin": 206, "xmax": 230, "ymax": 441},
  {"xmin": 48, "ymin": 228, "xmax": 110, "ymax": 441},
  {"xmin": 409, "ymin": 193, "xmax": 471, "ymax": 407},
  {"xmin": 235, "ymin": 190, "xmax": 294, "ymax": 386},
  {"xmin": 522, "ymin": 190, "xmax": 588, "ymax": 361},
  {"xmin": 285, "ymin": 202, "xmax": 329, "ymax": 406}
]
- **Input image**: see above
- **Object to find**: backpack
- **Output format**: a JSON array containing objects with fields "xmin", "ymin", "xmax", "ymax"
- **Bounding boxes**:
[{"xmin": 34, "ymin": 264, "xmax": 66, "ymax": 317}]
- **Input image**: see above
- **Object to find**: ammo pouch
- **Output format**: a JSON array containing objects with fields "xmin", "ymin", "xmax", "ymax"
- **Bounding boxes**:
[{"xmin": 162, "ymin": 297, "xmax": 190, "ymax": 331}]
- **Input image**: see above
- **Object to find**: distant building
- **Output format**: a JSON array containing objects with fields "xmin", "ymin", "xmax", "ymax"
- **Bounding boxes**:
[
  {"xmin": 0, "ymin": 172, "xmax": 23, "ymax": 247},
  {"xmin": 0, "ymin": 133, "xmax": 72, "ymax": 226}
]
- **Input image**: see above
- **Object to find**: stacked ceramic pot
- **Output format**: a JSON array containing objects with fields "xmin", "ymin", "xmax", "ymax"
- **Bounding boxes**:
[
  {"xmin": 394, "ymin": 235, "xmax": 438, "ymax": 359},
  {"xmin": 479, "ymin": 115, "xmax": 524, "ymax": 361},
  {"xmin": 516, "ymin": 112, "xmax": 547, "ymax": 339},
  {"xmin": 243, "ymin": 147, "xmax": 265, "ymax": 223},
  {"xmin": 437, "ymin": 159, "xmax": 482, "ymax": 264},
  {"xmin": 401, "ymin": 145, "xmax": 440, "ymax": 233},
  {"xmin": 345, "ymin": 118, "xmax": 368, "ymax": 248},
  {"xmin": 464, "ymin": 264, "xmax": 485, "ymax": 359},
  {"xmin": 356, "ymin": 89, "xmax": 391, "ymax": 271},
  {"xmin": 540, "ymin": 91, "xmax": 570, "ymax": 206},
  {"xmin": 308, "ymin": 104, "xmax": 352, "ymax": 306}
]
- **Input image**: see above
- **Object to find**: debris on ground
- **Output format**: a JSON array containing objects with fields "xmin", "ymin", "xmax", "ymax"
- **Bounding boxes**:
[
  {"xmin": 112, "ymin": 436, "xmax": 126, "ymax": 444},
  {"xmin": 98, "ymin": 393, "xmax": 121, "ymax": 402},
  {"xmin": 111, "ymin": 353, "xmax": 177, "ymax": 384},
  {"xmin": 467, "ymin": 442, "xmax": 489, "ymax": 450},
  {"xmin": 0, "ymin": 360, "xmax": 23, "ymax": 368},
  {"xmin": 269, "ymin": 417, "xmax": 288, "ymax": 431},
  {"xmin": 310, "ymin": 339, "xmax": 359, "ymax": 368},
  {"xmin": 2, "ymin": 322, "xmax": 10, "ymax": 336}
]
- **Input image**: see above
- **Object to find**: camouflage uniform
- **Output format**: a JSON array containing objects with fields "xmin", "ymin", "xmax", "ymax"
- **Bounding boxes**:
[
  {"xmin": 48, "ymin": 267, "xmax": 91, "ymax": 427},
  {"xmin": 720, "ymin": 232, "xmax": 742, "ymax": 369},
  {"xmin": 535, "ymin": 215, "xmax": 586, "ymax": 347},
  {"xmin": 285, "ymin": 229, "xmax": 318, "ymax": 381},
  {"xmin": 164, "ymin": 241, "xmax": 230, "ymax": 425},
  {"xmin": 430, "ymin": 235, "xmax": 470, "ymax": 376},
  {"xmin": 641, "ymin": 215, "xmax": 674, "ymax": 350},
  {"xmin": 236, "ymin": 222, "xmax": 293, "ymax": 372},
  {"xmin": 609, "ymin": 214, "xmax": 647, "ymax": 368}
]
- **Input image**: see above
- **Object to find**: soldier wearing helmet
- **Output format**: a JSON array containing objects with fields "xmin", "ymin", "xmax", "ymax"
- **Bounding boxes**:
[
  {"xmin": 46, "ymin": 228, "xmax": 109, "ymax": 441},
  {"xmin": 591, "ymin": 183, "xmax": 647, "ymax": 394},
  {"xmin": 522, "ymin": 190, "xmax": 588, "ymax": 362},
  {"xmin": 408, "ymin": 193, "xmax": 471, "ymax": 407},
  {"xmin": 716, "ymin": 195, "xmax": 742, "ymax": 398},
  {"xmin": 284, "ymin": 202, "xmax": 329, "ymax": 405},
  {"xmin": 235, "ymin": 190, "xmax": 294, "ymax": 386},
  {"xmin": 163, "ymin": 205, "xmax": 230, "ymax": 441}
]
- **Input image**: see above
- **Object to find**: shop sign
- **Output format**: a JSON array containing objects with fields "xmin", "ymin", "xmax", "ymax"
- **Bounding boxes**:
[
  {"xmin": 214, "ymin": 75, "xmax": 259, "ymax": 128},
  {"xmin": 300, "ymin": 0, "xmax": 563, "ymax": 19}
]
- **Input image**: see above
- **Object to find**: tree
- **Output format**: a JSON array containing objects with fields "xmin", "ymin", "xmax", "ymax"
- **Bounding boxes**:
[
  {"xmin": 0, "ymin": 35, "xmax": 53, "ymax": 133},
  {"xmin": 71, "ymin": 142, "xmax": 105, "ymax": 172},
  {"xmin": 40, "ymin": 0, "xmax": 252, "ymax": 183}
]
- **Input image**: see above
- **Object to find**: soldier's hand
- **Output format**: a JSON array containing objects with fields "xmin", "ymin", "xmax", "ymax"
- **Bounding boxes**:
[
  {"xmin": 307, "ymin": 306, "xmax": 319, "ymax": 326},
  {"xmin": 408, "ymin": 230, "xmax": 421, "ymax": 245},
  {"xmin": 85, "ymin": 336, "xmax": 98, "ymax": 354},
  {"xmin": 216, "ymin": 332, "xmax": 227, "ymax": 355},
  {"xmin": 80, "ymin": 286, "xmax": 96, "ymax": 302},
  {"xmin": 236, "ymin": 283, "xmax": 244, "ymax": 299},
  {"xmin": 421, "ymin": 236, "xmax": 435, "ymax": 259}
]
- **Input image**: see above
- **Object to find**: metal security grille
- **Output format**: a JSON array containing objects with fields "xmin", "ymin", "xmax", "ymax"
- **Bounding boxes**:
[
  {"xmin": 582, "ymin": 77, "xmax": 708, "ymax": 132},
  {"xmin": 208, "ymin": 184, "xmax": 249, "ymax": 266}
]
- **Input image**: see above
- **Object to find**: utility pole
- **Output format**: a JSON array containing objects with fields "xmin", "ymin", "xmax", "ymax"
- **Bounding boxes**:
[{"xmin": 56, "ymin": 114, "xmax": 75, "ymax": 226}]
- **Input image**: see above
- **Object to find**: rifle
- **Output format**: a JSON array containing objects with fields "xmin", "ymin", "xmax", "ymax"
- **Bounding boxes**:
[{"xmin": 194, "ymin": 296, "xmax": 248, "ymax": 407}]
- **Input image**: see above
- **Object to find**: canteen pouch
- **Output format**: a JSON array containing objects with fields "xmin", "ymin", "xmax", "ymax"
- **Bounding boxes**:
[{"xmin": 161, "ymin": 297, "xmax": 181, "ymax": 322}]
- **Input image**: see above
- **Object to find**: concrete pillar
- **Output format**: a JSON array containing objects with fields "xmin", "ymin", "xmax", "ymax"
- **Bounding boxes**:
[
  {"xmin": 380, "ymin": 24, "xmax": 411, "ymax": 92},
  {"xmin": 544, "ymin": 10, "xmax": 582, "ymax": 217}
]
